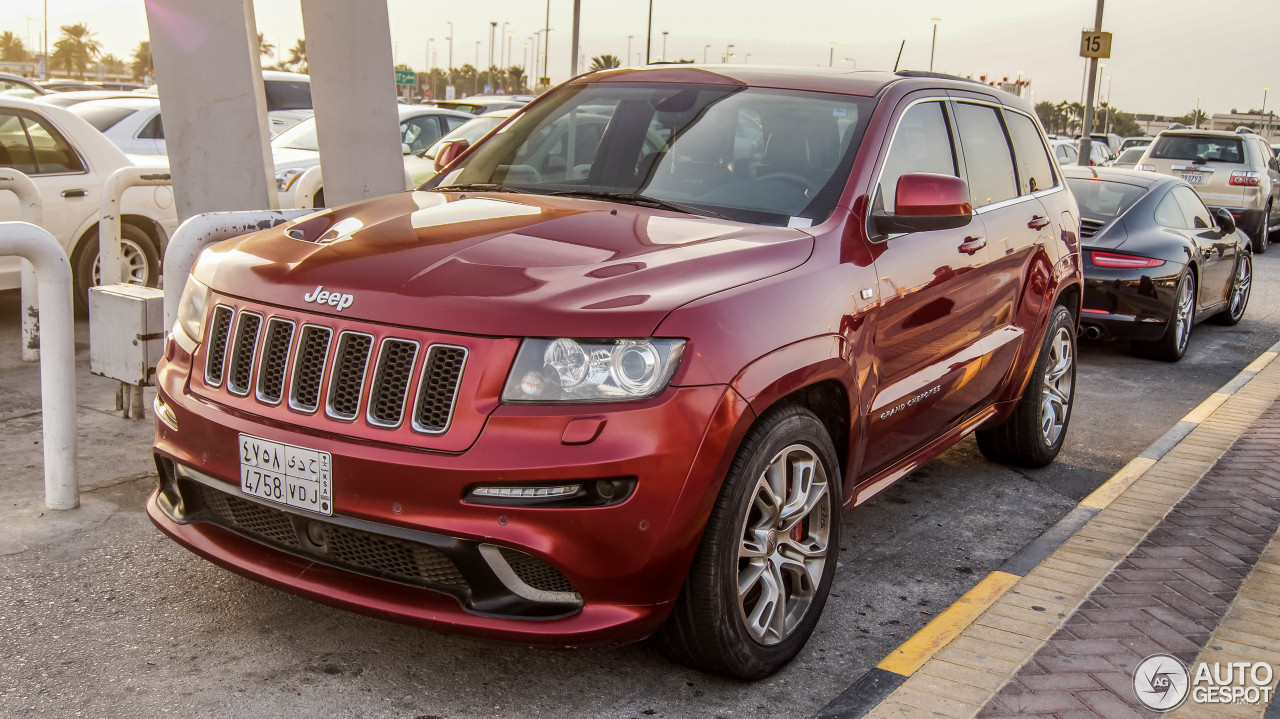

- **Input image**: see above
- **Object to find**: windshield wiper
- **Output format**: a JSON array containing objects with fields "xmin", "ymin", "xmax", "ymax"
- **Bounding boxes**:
[
  {"xmin": 545, "ymin": 190, "xmax": 730, "ymax": 220},
  {"xmin": 433, "ymin": 183, "xmax": 530, "ymax": 194}
]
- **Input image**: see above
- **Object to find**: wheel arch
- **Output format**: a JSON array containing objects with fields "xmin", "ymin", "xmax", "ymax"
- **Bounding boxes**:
[{"xmin": 70, "ymin": 213, "xmax": 166, "ymax": 262}]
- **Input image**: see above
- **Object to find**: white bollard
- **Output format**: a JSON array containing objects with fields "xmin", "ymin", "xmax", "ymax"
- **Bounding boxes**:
[
  {"xmin": 162, "ymin": 210, "xmax": 313, "ymax": 329},
  {"xmin": 98, "ymin": 167, "xmax": 172, "ymax": 286},
  {"xmin": 0, "ymin": 222, "xmax": 78, "ymax": 510},
  {"xmin": 0, "ymin": 169, "xmax": 45, "ymax": 362},
  {"xmin": 293, "ymin": 165, "xmax": 414, "ymax": 210}
]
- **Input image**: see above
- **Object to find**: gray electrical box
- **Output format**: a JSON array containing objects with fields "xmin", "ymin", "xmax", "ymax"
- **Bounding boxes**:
[{"xmin": 89, "ymin": 284, "xmax": 166, "ymax": 386}]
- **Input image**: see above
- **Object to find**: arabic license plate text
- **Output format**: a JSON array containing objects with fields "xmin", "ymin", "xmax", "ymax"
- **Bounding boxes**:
[{"xmin": 238, "ymin": 433, "xmax": 333, "ymax": 515}]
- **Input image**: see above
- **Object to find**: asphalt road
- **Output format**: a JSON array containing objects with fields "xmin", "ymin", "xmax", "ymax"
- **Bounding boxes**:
[{"xmin": 1, "ymin": 251, "xmax": 1278, "ymax": 719}]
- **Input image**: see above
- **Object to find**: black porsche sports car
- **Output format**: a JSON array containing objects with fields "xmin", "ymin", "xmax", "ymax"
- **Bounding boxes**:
[{"xmin": 1066, "ymin": 166, "xmax": 1253, "ymax": 362}]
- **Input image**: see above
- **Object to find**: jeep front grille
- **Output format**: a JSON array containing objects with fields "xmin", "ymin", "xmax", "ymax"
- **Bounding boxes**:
[{"xmin": 201, "ymin": 305, "xmax": 465, "ymax": 436}]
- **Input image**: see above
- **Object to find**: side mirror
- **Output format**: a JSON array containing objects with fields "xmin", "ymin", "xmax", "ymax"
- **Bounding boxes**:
[
  {"xmin": 872, "ymin": 173, "xmax": 974, "ymax": 235},
  {"xmin": 1214, "ymin": 207, "xmax": 1237, "ymax": 235},
  {"xmin": 433, "ymin": 139, "xmax": 470, "ymax": 173},
  {"xmin": 402, "ymin": 143, "xmax": 412, "ymax": 155}
]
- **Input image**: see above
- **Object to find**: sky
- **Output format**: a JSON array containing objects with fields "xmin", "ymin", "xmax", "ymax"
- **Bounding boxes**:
[{"xmin": 4, "ymin": 0, "xmax": 1279, "ymax": 117}]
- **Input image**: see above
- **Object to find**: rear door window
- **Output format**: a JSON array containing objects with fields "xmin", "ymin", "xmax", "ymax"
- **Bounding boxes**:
[
  {"xmin": 874, "ymin": 100, "xmax": 957, "ymax": 214},
  {"xmin": 1004, "ymin": 111, "xmax": 1056, "ymax": 194},
  {"xmin": 954, "ymin": 103, "xmax": 1017, "ymax": 207},
  {"xmin": 1151, "ymin": 135, "xmax": 1245, "ymax": 164},
  {"xmin": 0, "ymin": 111, "xmax": 83, "ymax": 174}
]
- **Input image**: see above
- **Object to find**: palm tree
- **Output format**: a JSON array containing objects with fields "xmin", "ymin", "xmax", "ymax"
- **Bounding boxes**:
[
  {"xmin": 130, "ymin": 41, "xmax": 153, "ymax": 83},
  {"xmin": 99, "ymin": 53, "xmax": 125, "ymax": 76},
  {"xmin": 589, "ymin": 54, "xmax": 621, "ymax": 72},
  {"xmin": 257, "ymin": 32, "xmax": 275, "ymax": 59},
  {"xmin": 506, "ymin": 65, "xmax": 526, "ymax": 93},
  {"xmin": 52, "ymin": 23, "xmax": 103, "ymax": 79},
  {"xmin": 286, "ymin": 39, "xmax": 307, "ymax": 73},
  {"xmin": 0, "ymin": 31, "xmax": 27, "ymax": 62}
]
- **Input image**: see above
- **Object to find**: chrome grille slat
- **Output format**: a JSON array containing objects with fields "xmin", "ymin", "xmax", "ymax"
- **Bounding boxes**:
[
  {"xmin": 255, "ymin": 318, "xmax": 295, "ymax": 405},
  {"xmin": 412, "ymin": 344, "xmax": 467, "ymax": 435},
  {"xmin": 325, "ymin": 332, "xmax": 374, "ymax": 421},
  {"xmin": 204, "ymin": 305, "xmax": 234, "ymax": 386},
  {"xmin": 289, "ymin": 325, "xmax": 333, "ymax": 414},
  {"xmin": 225, "ymin": 312, "xmax": 263, "ymax": 397},
  {"xmin": 366, "ymin": 339, "xmax": 420, "ymax": 429}
]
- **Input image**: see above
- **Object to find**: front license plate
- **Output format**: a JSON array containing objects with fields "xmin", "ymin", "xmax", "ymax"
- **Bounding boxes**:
[
  {"xmin": 1179, "ymin": 172, "xmax": 1205, "ymax": 185},
  {"xmin": 238, "ymin": 433, "xmax": 333, "ymax": 515}
]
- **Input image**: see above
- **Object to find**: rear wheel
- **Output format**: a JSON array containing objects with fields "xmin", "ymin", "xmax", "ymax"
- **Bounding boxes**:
[
  {"xmin": 1252, "ymin": 206, "xmax": 1269, "ymax": 254},
  {"xmin": 976, "ymin": 304, "xmax": 1075, "ymax": 468},
  {"xmin": 1212, "ymin": 252, "xmax": 1252, "ymax": 326},
  {"xmin": 656, "ymin": 404, "xmax": 840, "ymax": 680},
  {"xmin": 71, "ymin": 223, "xmax": 161, "ymax": 314},
  {"xmin": 1131, "ymin": 271, "xmax": 1195, "ymax": 362}
]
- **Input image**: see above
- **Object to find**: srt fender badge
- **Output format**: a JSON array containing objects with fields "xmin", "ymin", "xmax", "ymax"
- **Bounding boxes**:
[{"xmin": 303, "ymin": 285, "xmax": 354, "ymax": 312}]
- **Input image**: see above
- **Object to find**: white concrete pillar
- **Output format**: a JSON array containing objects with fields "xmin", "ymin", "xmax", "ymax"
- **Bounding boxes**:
[
  {"xmin": 143, "ymin": 0, "xmax": 277, "ymax": 218},
  {"xmin": 300, "ymin": 0, "xmax": 405, "ymax": 206}
]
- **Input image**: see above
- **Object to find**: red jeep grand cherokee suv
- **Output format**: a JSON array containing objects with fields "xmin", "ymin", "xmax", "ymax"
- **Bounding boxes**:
[{"xmin": 151, "ymin": 66, "xmax": 1081, "ymax": 679}]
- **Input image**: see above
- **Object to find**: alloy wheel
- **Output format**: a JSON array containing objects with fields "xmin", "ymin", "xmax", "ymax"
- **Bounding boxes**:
[
  {"xmin": 1172, "ymin": 277, "xmax": 1195, "ymax": 352},
  {"xmin": 1229, "ymin": 256, "xmax": 1253, "ymax": 320},
  {"xmin": 91, "ymin": 238, "xmax": 151, "ymax": 286},
  {"xmin": 736, "ymin": 443, "xmax": 831, "ymax": 646},
  {"xmin": 1039, "ymin": 328, "xmax": 1074, "ymax": 446}
]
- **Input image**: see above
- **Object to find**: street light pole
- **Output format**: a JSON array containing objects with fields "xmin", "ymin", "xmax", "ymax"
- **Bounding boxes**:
[
  {"xmin": 661, "ymin": 31, "xmax": 668, "ymax": 61},
  {"xmin": 447, "ymin": 22, "xmax": 454, "ymax": 71},
  {"xmin": 828, "ymin": 42, "xmax": 835, "ymax": 67},
  {"xmin": 489, "ymin": 21, "xmax": 497, "ymax": 69},
  {"xmin": 1195, "ymin": 95, "xmax": 1201, "ymax": 129},
  {"xmin": 1264, "ymin": 87, "xmax": 1271, "ymax": 138},
  {"xmin": 704, "ymin": 44, "xmax": 710, "ymax": 63},
  {"xmin": 543, "ymin": 0, "xmax": 552, "ymax": 84},
  {"xmin": 570, "ymin": 0, "xmax": 581, "ymax": 76},
  {"xmin": 500, "ymin": 22, "xmax": 508, "ymax": 67},
  {"xmin": 628, "ymin": 35, "xmax": 634, "ymax": 66},
  {"xmin": 645, "ymin": 0, "xmax": 654, "ymax": 64},
  {"xmin": 929, "ymin": 18, "xmax": 940, "ymax": 72}
]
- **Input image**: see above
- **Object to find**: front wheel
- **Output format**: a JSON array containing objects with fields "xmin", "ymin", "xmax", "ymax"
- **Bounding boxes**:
[
  {"xmin": 656, "ymin": 404, "xmax": 841, "ymax": 680},
  {"xmin": 1131, "ymin": 271, "xmax": 1195, "ymax": 362},
  {"xmin": 976, "ymin": 304, "xmax": 1076, "ymax": 467},
  {"xmin": 1212, "ymin": 253, "xmax": 1252, "ymax": 326}
]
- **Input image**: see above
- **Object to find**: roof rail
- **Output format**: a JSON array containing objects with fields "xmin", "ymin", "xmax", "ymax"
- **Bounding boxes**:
[
  {"xmin": 1236, "ymin": 126, "xmax": 1257, "ymax": 134},
  {"xmin": 894, "ymin": 70, "xmax": 983, "ymax": 86}
]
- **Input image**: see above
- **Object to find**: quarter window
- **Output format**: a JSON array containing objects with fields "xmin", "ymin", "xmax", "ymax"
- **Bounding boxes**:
[
  {"xmin": 1153, "ymin": 191, "xmax": 1188, "ymax": 229},
  {"xmin": 1005, "ymin": 111, "xmax": 1055, "ymax": 194},
  {"xmin": 954, "ymin": 103, "xmax": 1017, "ymax": 207},
  {"xmin": 1171, "ymin": 185, "xmax": 1213, "ymax": 229},
  {"xmin": 874, "ymin": 101, "xmax": 957, "ymax": 214}
]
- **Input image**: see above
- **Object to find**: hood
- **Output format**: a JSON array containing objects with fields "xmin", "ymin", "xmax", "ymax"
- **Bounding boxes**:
[
  {"xmin": 194, "ymin": 190, "xmax": 814, "ymax": 338},
  {"xmin": 271, "ymin": 146, "xmax": 321, "ymax": 171}
]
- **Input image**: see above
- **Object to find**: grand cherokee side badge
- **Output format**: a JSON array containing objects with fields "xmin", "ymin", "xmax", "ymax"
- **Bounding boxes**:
[{"xmin": 303, "ymin": 285, "xmax": 355, "ymax": 312}]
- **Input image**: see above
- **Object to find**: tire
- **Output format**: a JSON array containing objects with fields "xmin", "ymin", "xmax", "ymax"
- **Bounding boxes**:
[
  {"xmin": 72, "ymin": 223, "xmax": 162, "ymax": 315},
  {"xmin": 976, "ymin": 304, "xmax": 1076, "ymax": 468},
  {"xmin": 1252, "ymin": 207, "xmax": 1269, "ymax": 254},
  {"xmin": 1131, "ymin": 271, "xmax": 1195, "ymax": 362},
  {"xmin": 656, "ymin": 404, "xmax": 841, "ymax": 680},
  {"xmin": 1212, "ymin": 252, "xmax": 1252, "ymax": 326}
]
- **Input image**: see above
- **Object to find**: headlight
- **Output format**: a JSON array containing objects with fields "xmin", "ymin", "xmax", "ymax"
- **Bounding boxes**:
[
  {"xmin": 174, "ymin": 275, "xmax": 212, "ymax": 342},
  {"xmin": 502, "ymin": 338, "xmax": 686, "ymax": 403},
  {"xmin": 275, "ymin": 167, "xmax": 305, "ymax": 192}
]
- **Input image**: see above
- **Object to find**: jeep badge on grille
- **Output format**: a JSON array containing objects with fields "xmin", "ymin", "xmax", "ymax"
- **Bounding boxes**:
[{"xmin": 303, "ymin": 285, "xmax": 355, "ymax": 312}]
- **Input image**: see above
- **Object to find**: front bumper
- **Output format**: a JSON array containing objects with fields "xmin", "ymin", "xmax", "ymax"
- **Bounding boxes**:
[
  {"xmin": 1081, "ymin": 255, "xmax": 1185, "ymax": 341},
  {"xmin": 151, "ymin": 343, "xmax": 752, "ymax": 645}
]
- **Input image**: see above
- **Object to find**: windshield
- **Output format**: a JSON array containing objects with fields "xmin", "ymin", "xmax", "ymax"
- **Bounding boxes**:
[
  {"xmin": 1151, "ymin": 135, "xmax": 1244, "ymax": 164},
  {"xmin": 264, "ymin": 80, "xmax": 313, "ymax": 111},
  {"xmin": 1066, "ymin": 178, "xmax": 1147, "ymax": 218},
  {"xmin": 427, "ymin": 82, "xmax": 873, "ymax": 226},
  {"xmin": 422, "ymin": 115, "xmax": 507, "ymax": 159},
  {"xmin": 273, "ymin": 118, "xmax": 319, "ymax": 151},
  {"xmin": 69, "ymin": 104, "xmax": 135, "ymax": 132}
]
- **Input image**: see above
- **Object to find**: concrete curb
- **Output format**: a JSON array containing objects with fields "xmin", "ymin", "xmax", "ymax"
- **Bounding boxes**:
[{"xmin": 812, "ymin": 340, "xmax": 1280, "ymax": 719}]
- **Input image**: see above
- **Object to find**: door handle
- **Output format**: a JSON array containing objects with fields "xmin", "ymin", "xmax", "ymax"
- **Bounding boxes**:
[
  {"xmin": 958, "ymin": 236, "xmax": 987, "ymax": 255},
  {"xmin": 61, "ymin": 189, "xmax": 87, "ymax": 198},
  {"xmin": 1028, "ymin": 215, "xmax": 1050, "ymax": 230}
]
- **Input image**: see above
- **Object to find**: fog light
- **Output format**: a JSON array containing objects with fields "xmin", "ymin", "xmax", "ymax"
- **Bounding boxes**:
[
  {"xmin": 153, "ymin": 395, "xmax": 179, "ymax": 431},
  {"xmin": 472, "ymin": 484, "xmax": 582, "ymax": 500}
]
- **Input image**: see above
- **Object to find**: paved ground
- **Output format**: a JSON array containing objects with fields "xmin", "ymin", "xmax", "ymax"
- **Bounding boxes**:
[
  {"xmin": 1, "ymin": 252, "xmax": 1279, "ymax": 718},
  {"xmin": 863, "ymin": 347, "xmax": 1280, "ymax": 719}
]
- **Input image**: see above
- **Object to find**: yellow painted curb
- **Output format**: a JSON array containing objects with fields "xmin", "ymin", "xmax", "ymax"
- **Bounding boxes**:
[
  {"xmin": 1181, "ymin": 392, "xmax": 1231, "ymax": 424},
  {"xmin": 1080, "ymin": 456, "xmax": 1157, "ymax": 510},
  {"xmin": 876, "ymin": 570, "xmax": 1020, "ymax": 677},
  {"xmin": 1244, "ymin": 351, "xmax": 1278, "ymax": 373}
]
